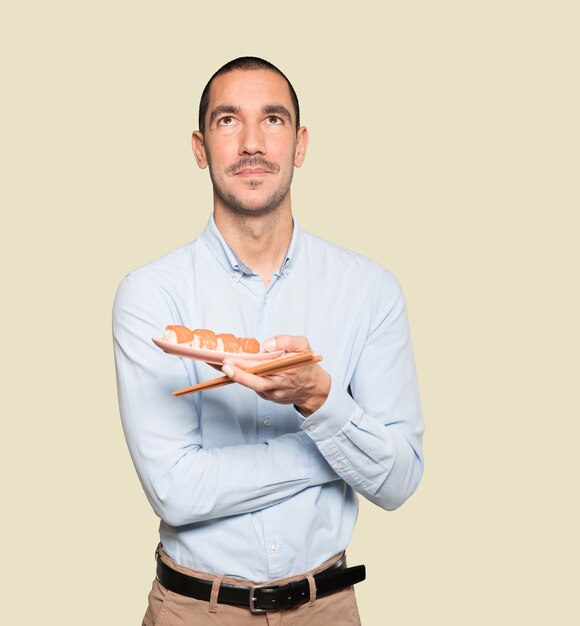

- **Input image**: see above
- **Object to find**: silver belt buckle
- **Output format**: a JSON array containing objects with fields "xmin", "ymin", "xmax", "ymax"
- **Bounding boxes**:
[{"xmin": 249, "ymin": 582, "xmax": 281, "ymax": 613}]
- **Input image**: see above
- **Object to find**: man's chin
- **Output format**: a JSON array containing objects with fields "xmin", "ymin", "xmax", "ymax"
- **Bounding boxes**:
[
  {"xmin": 216, "ymin": 190, "xmax": 289, "ymax": 218},
  {"xmin": 222, "ymin": 202, "xmax": 281, "ymax": 218}
]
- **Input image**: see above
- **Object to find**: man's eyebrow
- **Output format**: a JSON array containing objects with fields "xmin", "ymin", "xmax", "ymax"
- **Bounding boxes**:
[
  {"xmin": 263, "ymin": 105, "xmax": 292, "ymax": 122},
  {"xmin": 209, "ymin": 105, "xmax": 241, "ymax": 125}
]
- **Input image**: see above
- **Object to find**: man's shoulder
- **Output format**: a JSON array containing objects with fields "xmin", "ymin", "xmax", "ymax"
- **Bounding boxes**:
[
  {"xmin": 112, "ymin": 236, "xmax": 211, "ymax": 320},
  {"xmin": 301, "ymin": 229, "xmax": 400, "ymax": 291},
  {"xmin": 118, "ymin": 237, "xmax": 204, "ymax": 289}
]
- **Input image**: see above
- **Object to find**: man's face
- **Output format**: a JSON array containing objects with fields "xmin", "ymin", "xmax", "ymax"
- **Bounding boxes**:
[{"xmin": 192, "ymin": 69, "xmax": 308, "ymax": 217}]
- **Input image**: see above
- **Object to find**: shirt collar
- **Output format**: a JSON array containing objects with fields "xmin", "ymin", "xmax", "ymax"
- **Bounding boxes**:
[{"xmin": 200, "ymin": 213, "xmax": 302, "ymax": 279}]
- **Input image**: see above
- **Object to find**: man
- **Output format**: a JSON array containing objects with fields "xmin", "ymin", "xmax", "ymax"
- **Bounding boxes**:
[{"xmin": 113, "ymin": 57, "xmax": 424, "ymax": 625}]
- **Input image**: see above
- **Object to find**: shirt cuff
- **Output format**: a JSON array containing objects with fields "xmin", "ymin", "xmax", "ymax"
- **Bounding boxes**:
[{"xmin": 298, "ymin": 377, "xmax": 360, "ymax": 442}]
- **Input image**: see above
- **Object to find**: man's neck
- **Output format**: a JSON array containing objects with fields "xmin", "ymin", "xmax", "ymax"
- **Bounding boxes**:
[{"xmin": 213, "ymin": 204, "xmax": 293, "ymax": 287}]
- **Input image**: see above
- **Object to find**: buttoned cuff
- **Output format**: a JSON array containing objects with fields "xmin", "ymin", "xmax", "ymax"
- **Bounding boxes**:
[
  {"xmin": 298, "ymin": 377, "xmax": 360, "ymax": 442},
  {"xmin": 295, "ymin": 431, "xmax": 340, "ymax": 485}
]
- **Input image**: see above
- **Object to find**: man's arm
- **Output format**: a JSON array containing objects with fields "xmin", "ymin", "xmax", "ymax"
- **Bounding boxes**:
[
  {"xmin": 222, "ymin": 278, "xmax": 424, "ymax": 511},
  {"xmin": 113, "ymin": 273, "xmax": 338, "ymax": 528}
]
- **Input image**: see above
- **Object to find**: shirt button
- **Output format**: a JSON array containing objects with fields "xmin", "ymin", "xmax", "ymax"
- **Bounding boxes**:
[
  {"xmin": 270, "ymin": 543, "xmax": 280, "ymax": 551},
  {"xmin": 263, "ymin": 419, "xmax": 272, "ymax": 427},
  {"xmin": 307, "ymin": 424, "xmax": 317, "ymax": 431},
  {"xmin": 334, "ymin": 461, "xmax": 345, "ymax": 470}
]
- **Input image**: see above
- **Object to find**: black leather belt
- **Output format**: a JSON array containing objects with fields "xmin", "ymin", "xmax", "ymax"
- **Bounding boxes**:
[{"xmin": 156, "ymin": 555, "xmax": 366, "ymax": 613}]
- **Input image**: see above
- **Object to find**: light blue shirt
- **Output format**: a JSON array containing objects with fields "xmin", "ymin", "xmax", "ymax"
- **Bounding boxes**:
[{"xmin": 113, "ymin": 215, "xmax": 424, "ymax": 581}]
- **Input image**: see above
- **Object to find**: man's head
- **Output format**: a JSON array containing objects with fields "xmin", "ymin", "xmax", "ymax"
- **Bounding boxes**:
[
  {"xmin": 198, "ymin": 57, "xmax": 300, "ymax": 134},
  {"xmin": 192, "ymin": 57, "xmax": 308, "ymax": 218}
]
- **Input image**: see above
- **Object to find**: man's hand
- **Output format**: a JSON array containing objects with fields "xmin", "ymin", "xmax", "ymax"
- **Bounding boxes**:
[{"xmin": 221, "ymin": 335, "xmax": 331, "ymax": 417}]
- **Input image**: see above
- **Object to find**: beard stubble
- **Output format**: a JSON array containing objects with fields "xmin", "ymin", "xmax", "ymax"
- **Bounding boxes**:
[{"xmin": 208, "ymin": 154, "xmax": 295, "ymax": 218}]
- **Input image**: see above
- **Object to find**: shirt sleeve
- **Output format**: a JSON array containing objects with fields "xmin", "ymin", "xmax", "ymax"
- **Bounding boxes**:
[
  {"xmin": 299, "ymin": 273, "xmax": 424, "ymax": 510},
  {"xmin": 113, "ymin": 273, "xmax": 338, "ymax": 528}
]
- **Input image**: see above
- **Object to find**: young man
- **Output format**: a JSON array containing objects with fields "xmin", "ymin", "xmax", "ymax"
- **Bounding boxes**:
[{"xmin": 113, "ymin": 57, "xmax": 424, "ymax": 625}]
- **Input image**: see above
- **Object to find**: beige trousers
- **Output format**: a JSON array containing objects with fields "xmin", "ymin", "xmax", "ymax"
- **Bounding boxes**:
[{"xmin": 142, "ymin": 547, "xmax": 362, "ymax": 626}]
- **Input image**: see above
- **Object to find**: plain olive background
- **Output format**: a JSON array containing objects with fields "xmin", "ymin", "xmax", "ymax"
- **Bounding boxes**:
[{"xmin": 1, "ymin": 1, "xmax": 578, "ymax": 624}]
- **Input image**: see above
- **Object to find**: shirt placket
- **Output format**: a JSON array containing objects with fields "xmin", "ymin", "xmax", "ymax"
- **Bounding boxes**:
[
  {"xmin": 256, "ymin": 286, "xmax": 276, "ymax": 438},
  {"xmin": 248, "ymin": 273, "xmax": 287, "ymax": 578}
]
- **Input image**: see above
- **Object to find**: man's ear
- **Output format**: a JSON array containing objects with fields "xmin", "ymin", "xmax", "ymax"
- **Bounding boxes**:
[
  {"xmin": 294, "ymin": 126, "xmax": 309, "ymax": 168},
  {"xmin": 192, "ymin": 131, "xmax": 208, "ymax": 169}
]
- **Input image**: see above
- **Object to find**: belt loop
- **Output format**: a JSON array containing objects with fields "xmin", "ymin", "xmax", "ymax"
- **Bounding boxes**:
[
  {"xmin": 306, "ymin": 572, "xmax": 317, "ymax": 607},
  {"xmin": 208, "ymin": 576, "xmax": 223, "ymax": 613}
]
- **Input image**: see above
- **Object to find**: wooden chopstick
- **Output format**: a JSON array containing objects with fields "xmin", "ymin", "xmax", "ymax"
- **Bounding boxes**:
[{"xmin": 172, "ymin": 351, "xmax": 322, "ymax": 396}]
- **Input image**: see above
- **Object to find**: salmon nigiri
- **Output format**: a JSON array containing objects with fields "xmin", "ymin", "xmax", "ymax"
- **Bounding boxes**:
[
  {"xmin": 192, "ymin": 328, "xmax": 218, "ymax": 350},
  {"xmin": 164, "ymin": 325, "xmax": 194, "ymax": 343},
  {"xmin": 216, "ymin": 333, "xmax": 241, "ymax": 352},
  {"xmin": 238, "ymin": 337, "xmax": 260, "ymax": 354}
]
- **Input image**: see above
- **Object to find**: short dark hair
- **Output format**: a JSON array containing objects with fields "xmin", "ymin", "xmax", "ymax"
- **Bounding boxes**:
[{"xmin": 198, "ymin": 56, "xmax": 300, "ymax": 133}]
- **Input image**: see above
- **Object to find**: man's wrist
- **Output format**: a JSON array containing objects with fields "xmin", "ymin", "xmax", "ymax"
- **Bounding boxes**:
[{"xmin": 295, "ymin": 370, "xmax": 331, "ymax": 418}]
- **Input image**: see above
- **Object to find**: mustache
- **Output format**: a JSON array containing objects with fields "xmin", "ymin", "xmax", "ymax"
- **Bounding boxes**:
[{"xmin": 225, "ymin": 157, "xmax": 280, "ymax": 175}]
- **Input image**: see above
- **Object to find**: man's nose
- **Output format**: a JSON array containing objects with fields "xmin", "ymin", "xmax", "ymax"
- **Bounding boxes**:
[{"xmin": 238, "ymin": 122, "xmax": 266, "ymax": 155}]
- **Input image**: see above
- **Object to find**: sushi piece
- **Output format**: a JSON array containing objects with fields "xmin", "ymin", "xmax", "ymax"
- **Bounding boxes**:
[
  {"xmin": 216, "ymin": 333, "xmax": 242, "ymax": 352},
  {"xmin": 192, "ymin": 328, "xmax": 219, "ymax": 350},
  {"xmin": 238, "ymin": 337, "xmax": 260, "ymax": 354},
  {"xmin": 164, "ymin": 325, "xmax": 194, "ymax": 343}
]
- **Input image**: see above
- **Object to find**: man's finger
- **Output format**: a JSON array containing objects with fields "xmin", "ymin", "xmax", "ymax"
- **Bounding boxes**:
[
  {"xmin": 263, "ymin": 335, "xmax": 311, "ymax": 353},
  {"xmin": 221, "ymin": 363, "xmax": 275, "ymax": 393},
  {"xmin": 222, "ymin": 356, "xmax": 268, "ymax": 370}
]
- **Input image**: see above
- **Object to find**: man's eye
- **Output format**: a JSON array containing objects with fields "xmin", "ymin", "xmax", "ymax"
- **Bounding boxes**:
[
  {"xmin": 219, "ymin": 116, "xmax": 234, "ymax": 125},
  {"xmin": 267, "ymin": 116, "xmax": 282, "ymax": 124}
]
